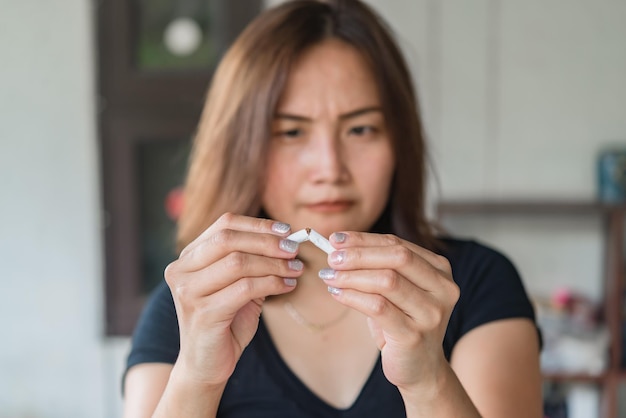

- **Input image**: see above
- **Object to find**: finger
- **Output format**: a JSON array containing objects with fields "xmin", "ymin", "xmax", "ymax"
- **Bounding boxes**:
[
  {"xmin": 207, "ymin": 275, "xmax": 298, "ymax": 318},
  {"xmin": 328, "ymin": 285, "xmax": 450, "ymax": 347},
  {"xmin": 181, "ymin": 212, "xmax": 292, "ymax": 258},
  {"xmin": 327, "ymin": 287, "xmax": 414, "ymax": 338},
  {"xmin": 327, "ymin": 245, "xmax": 449, "ymax": 293},
  {"xmin": 323, "ymin": 267, "xmax": 458, "ymax": 328},
  {"xmin": 179, "ymin": 228, "xmax": 300, "ymax": 272},
  {"xmin": 172, "ymin": 253, "xmax": 304, "ymax": 298},
  {"xmin": 320, "ymin": 268, "xmax": 419, "ymax": 314},
  {"xmin": 329, "ymin": 231, "xmax": 450, "ymax": 272}
]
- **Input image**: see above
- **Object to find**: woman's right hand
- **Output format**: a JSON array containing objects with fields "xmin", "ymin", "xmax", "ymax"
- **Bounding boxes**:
[{"xmin": 164, "ymin": 213, "xmax": 302, "ymax": 388}]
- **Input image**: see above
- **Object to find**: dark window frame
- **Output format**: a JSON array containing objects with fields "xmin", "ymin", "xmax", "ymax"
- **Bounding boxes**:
[{"xmin": 98, "ymin": 0, "xmax": 261, "ymax": 336}]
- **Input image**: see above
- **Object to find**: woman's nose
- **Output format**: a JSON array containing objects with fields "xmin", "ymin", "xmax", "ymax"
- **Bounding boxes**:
[{"xmin": 307, "ymin": 133, "xmax": 349, "ymax": 184}]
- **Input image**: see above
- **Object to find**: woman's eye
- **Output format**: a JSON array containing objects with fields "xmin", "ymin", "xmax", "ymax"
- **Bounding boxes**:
[
  {"xmin": 349, "ymin": 126, "xmax": 376, "ymax": 136},
  {"xmin": 277, "ymin": 128, "xmax": 302, "ymax": 139}
]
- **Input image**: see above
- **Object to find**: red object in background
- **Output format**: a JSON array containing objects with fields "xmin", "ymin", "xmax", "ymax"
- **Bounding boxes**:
[
  {"xmin": 551, "ymin": 286, "xmax": 600, "ymax": 329},
  {"xmin": 552, "ymin": 287, "xmax": 573, "ymax": 310},
  {"xmin": 165, "ymin": 186, "xmax": 184, "ymax": 221}
]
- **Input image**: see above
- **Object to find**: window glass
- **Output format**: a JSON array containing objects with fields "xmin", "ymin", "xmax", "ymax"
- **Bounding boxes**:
[
  {"xmin": 135, "ymin": 0, "xmax": 217, "ymax": 70},
  {"xmin": 136, "ymin": 138, "xmax": 190, "ymax": 292}
]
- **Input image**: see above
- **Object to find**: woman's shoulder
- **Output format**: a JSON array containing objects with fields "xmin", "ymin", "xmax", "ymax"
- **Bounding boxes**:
[
  {"xmin": 435, "ymin": 236, "xmax": 519, "ymax": 280},
  {"xmin": 126, "ymin": 280, "xmax": 179, "ymax": 370},
  {"xmin": 437, "ymin": 236, "xmax": 537, "ymax": 357},
  {"xmin": 434, "ymin": 235, "xmax": 531, "ymax": 309}
]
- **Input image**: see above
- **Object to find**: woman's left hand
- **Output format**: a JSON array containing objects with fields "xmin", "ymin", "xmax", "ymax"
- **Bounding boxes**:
[{"xmin": 324, "ymin": 231, "xmax": 460, "ymax": 395}]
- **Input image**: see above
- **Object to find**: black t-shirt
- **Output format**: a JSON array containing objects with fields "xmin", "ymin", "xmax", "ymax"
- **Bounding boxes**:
[{"xmin": 125, "ymin": 238, "xmax": 537, "ymax": 417}]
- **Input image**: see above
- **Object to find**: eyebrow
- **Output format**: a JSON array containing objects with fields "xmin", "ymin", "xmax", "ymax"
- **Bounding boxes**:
[{"xmin": 274, "ymin": 106, "xmax": 383, "ymax": 122}]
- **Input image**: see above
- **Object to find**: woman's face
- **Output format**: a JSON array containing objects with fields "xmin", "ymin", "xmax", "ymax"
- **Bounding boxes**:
[{"xmin": 261, "ymin": 39, "xmax": 395, "ymax": 238}]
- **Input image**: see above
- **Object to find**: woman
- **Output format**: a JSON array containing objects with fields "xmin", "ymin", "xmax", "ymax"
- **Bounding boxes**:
[{"xmin": 123, "ymin": 1, "xmax": 542, "ymax": 417}]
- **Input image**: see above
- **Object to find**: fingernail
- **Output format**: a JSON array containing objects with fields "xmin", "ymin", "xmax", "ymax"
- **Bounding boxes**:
[
  {"xmin": 279, "ymin": 239, "xmax": 299, "ymax": 253},
  {"xmin": 331, "ymin": 232, "xmax": 347, "ymax": 243},
  {"xmin": 327, "ymin": 286, "xmax": 341, "ymax": 295},
  {"xmin": 318, "ymin": 268, "xmax": 336, "ymax": 280},
  {"xmin": 272, "ymin": 222, "xmax": 291, "ymax": 234},
  {"xmin": 284, "ymin": 278, "xmax": 297, "ymax": 287},
  {"xmin": 288, "ymin": 259, "xmax": 303, "ymax": 271},
  {"xmin": 329, "ymin": 251, "xmax": 345, "ymax": 264}
]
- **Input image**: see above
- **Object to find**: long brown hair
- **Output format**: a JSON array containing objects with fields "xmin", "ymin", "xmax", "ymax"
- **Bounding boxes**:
[{"xmin": 177, "ymin": 0, "xmax": 437, "ymax": 252}]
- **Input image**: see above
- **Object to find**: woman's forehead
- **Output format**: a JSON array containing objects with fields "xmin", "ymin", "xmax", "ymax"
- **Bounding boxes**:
[{"xmin": 276, "ymin": 40, "xmax": 381, "ymax": 115}]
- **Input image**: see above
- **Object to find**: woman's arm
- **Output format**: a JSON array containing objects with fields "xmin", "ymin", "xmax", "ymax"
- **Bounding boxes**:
[
  {"xmin": 399, "ymin": 318, "xmax": 542, "ymax": 418},
  {"xmin": 123, "ymin": 362, "xmax": 226, "ymax": 418},
  {"xmin": 123, "ymin": 364, "xmax": 172, "ymax": 418},
  {"xmin": 450, "ymin": 318, "xmax": 543, "ymax": 417},
  {"xmin": 124, "ymin": 363, "xmax": 173, "ymax": 418}
]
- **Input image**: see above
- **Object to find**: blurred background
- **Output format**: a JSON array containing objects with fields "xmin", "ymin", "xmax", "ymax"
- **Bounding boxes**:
[{"xmin": 1, "ymin": 0, "xmax": 625, "ymax": 417}]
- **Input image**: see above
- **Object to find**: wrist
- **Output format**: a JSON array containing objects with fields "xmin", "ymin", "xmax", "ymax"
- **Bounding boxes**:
[
  {"xmin": 153, "ymin": 364, "xmax": 227, "ymax": 418},
  {"xmin": 398, "ymin": 364, "xmax": 481, "ymax": 418},
  {"xmin": 395, "ymin": 349, "xmax": 450, "ymax": 401},
  {"xmin": 397, "ymin": 361, "xmax": 451, "ymax": 406},
  {"xmin": 168, "ymin": 362, "xmax": 228, "ymax": 394}
]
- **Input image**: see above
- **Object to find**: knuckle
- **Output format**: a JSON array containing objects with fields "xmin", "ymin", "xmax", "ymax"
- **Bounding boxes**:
[
  {"xmin": 378, "ymin": 270, "xmax": 399, "ymax": 292},
  {"xmin": 432, "ymin": 306, "xmax": 445, "ymax": 325},
  {"xmin": 173, "ymin": 282, "xmax": 191, "ymax": 301},
  {"xmin": 393, "ymin": 246, "xmax": 413, "ymax": 266},
  {"xmin": 368, "ymin": 296, "xmax": 388, "ymax": 316},
  {"xmin": 164, "ymin": 260, "xmax": 181, "ymax": 286},
  {"xmin": 422, "ymin": 304, "xmax": 444, "ymax": 329},
  {"xmin": 211, "ymin": 228, "xmax": 235, "ymax": 247},
  {"xmin": 383, "ymin": 234, "xmax": 400, "ymax": 246},
  {"xmin": 270, "ymin": 275, "xmax": 287, "ymax": 292},
  {"xmin": 164, "ymin": 260, "xmax": 177, "ymax": 281},
  {"xmin": 445, "ymin": 280, "xmax": 461, "ymax": 304},
  {"xmin": 217, "ymin": 212, "xmax": 236, "ymax": 226},
  {"xmin": 434, "ymin": 254, "xmax": 452, "ymax": 272},
  {"xmin": 225, "ymin": 251, "xmax": 247, "ymax": 270},
  {"xmin": 233, "ymin": 278, "xmax": 254, "ymax": 298},
  {"xmin": 251, "ymin": 217, "xmax": 268, "ymax": 232}
]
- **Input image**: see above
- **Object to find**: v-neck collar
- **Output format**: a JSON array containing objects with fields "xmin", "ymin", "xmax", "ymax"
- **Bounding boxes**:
[{"xmin": 256, "ymin": 316, "xmax": 388, "ymax": 416}]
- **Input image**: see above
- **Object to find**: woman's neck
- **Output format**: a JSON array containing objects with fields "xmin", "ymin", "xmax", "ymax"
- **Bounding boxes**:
[
  {"xmin": 293, "ymin": 242, "xmax": 331, "ymax": 292},
  {"xmin": 269, "ymin": 242, "xmax": 341, "ymax": 317}
]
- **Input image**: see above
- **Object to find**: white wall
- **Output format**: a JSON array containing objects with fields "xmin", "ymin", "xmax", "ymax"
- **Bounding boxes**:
[
  {"xmin": 425, "ymin": 1, "xmax": 626, "ymax": 302},
  {"xmin": 1, "ymin": 0, "xmax": 625, "ymax": 417},
  {"xmin": 321, "ymin": 0, "xmax": 625, "ymax": 301},
  {"xmin": 0, "ymin": 0, "xmax": 127, "ymax": 417}
]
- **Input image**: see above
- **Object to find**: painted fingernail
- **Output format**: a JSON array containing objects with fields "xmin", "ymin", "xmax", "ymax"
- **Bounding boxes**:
[
  {"xmin": 279, "ymin": 239, "xmax": 299, "ymax": 253},
  {"xmin": 272, "ymin": 222, "xmax": 291, "ymax": 234},
  {"xmin": 327, "ymin": 286, "xmax": 341, "ymax": 295},
  {"xmin": 331, "ymin": 232, "xmax": 347, "ymax": 243},
  {"xmin": 288, "ymin": 259, "xmax": 303, "ymax": 271},
  {"xmin": 318, "ymin": 268, "xmax": 336, "ymax": 280},
  {"xmin": 284, "ymin": 278, "xmax": 297, "ymax": 287},
  {"xmin": 329, "ymin": 250, "xmax": 345, "ymax": 264}
]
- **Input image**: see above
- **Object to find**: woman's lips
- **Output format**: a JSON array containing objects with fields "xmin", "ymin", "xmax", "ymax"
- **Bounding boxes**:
[{"xmin": 305, "ymin": 201, "xmax": 354, "ymax": 213}]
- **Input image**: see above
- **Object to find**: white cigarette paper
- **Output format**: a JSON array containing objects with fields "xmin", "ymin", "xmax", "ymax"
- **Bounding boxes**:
[
  {"xmin": 286, "ymin": 228, "xmax": 309, "ymax": 243},
  {"xmin": 308, "ymin": 229, "xmax": 335, "ymax": 254},
  {"xmin": 287, "ymin": 228, "xmax": 336, "ymax": 254}
]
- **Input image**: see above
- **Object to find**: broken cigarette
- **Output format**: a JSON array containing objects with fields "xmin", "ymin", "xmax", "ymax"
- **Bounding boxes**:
[{"xmin": 287, "ymin": 228, "xmax": 336, "ymax": 254}]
